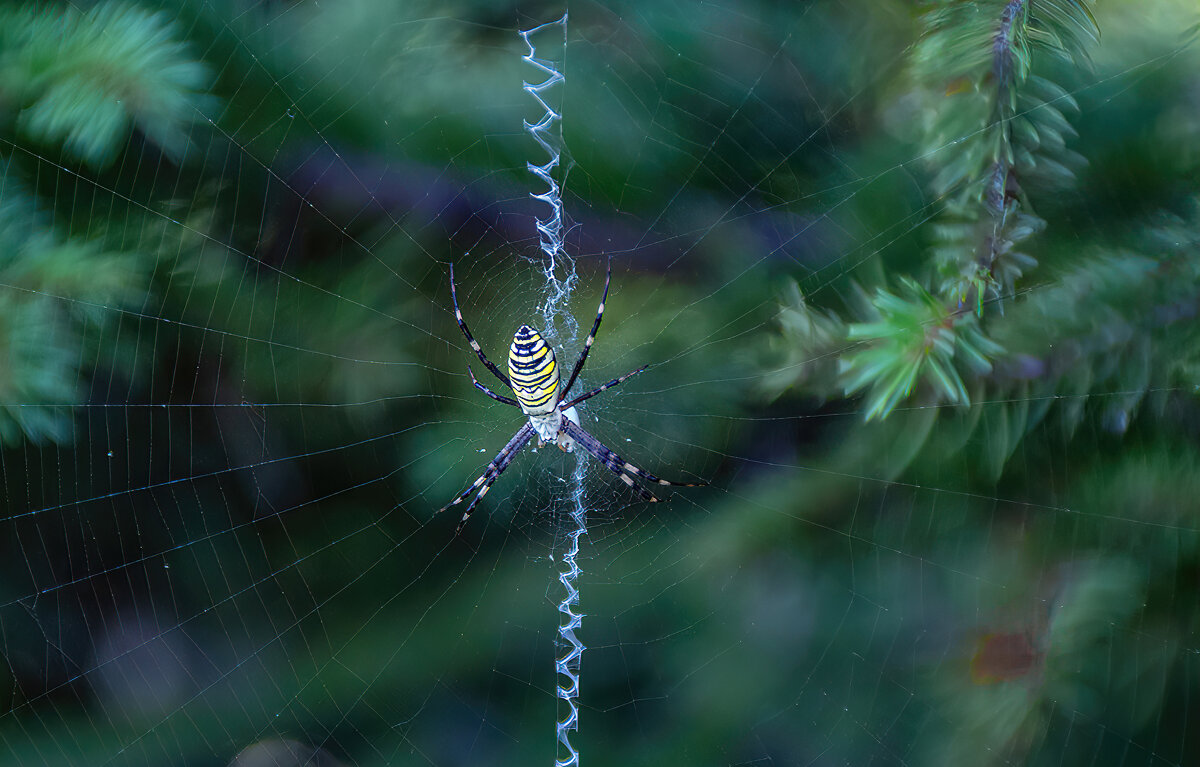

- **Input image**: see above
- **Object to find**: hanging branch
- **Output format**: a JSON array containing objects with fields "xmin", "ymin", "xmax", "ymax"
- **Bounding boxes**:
[
  {"xmin": 0, "ymin": 1, "xmax": 206, "ymax": 444},
  {"xmin": 0, "ymin": 3, "xmax": 210, "ymax": 167},
  {"xmin": 915, "ymin": 0, "xmax": 1096, "ymax": 311},
  {"xmin": 771, "ymin": 0, "xmax": 1099, "ymax": 422}
]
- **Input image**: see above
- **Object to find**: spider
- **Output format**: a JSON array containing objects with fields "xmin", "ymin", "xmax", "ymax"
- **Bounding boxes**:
[{"xmin": 439, "ymin": 260, "xmax": 703, "ymax": 531}]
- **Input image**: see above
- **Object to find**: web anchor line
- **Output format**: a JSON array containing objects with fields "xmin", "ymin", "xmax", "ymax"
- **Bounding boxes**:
[{"xmin": 520, "ymin": 13, "xmax": 584, "ymax": 767}]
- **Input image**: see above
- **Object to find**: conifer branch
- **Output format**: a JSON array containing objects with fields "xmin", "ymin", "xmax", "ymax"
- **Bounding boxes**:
[
  {"xmin": 0, "ymin": 2, "xmax": 209, "ymax": 444},
  {"xmin": 769, "ymin": 0, "xmax": 1099, "ymax": 422},
  {"xmin": 0, "ymin": 175, "xmax": 146, "ymax": 445},
  {"xmin": 915, "ymin": 0, "xmax": 1095, "ymax": 310},
  {"xmin": 0, "ymin": 2, "xmax": 210, "ymax": 166}
]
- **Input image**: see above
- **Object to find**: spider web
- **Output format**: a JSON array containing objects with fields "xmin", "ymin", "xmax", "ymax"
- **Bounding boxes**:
[{"xmin": 1, "ymin": 2, "xmax": 1198, "ymax": 766}]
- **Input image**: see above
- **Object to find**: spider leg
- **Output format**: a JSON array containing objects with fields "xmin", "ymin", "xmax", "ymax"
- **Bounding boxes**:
[
  {"xmin": 561, "ymin": 419, "xmax": 704, "ymax": 504},
  {"xmin": 449, "ymin": 263, "xmax": 512, "ymax": 389},
  {"xmin": 564, "ymin": 418, "xmax": 706, "ymax": 488},
  {"xmin": 563, "ymin": 365, "xmax": 648, "ymax": 409},
  {"xmin": 469, "ymin": 365, "xmax": 519, "ymax": 407},
  {"xmin": 440, "ymin": 423, "xmax": 535, "ymax": 531},
  {"xmin": 559, "ymin": 258, "xmax": 611, "ymax": 401},
  {"xmin": 562, "ymin": 417, "xmax": 703, "ymax": 486}
]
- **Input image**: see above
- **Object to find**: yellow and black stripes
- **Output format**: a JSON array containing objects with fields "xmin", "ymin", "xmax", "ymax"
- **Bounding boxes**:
[
  {"xmin": 508, "ymin": 325, "xmax": 559, "ymax": 414},
  {"xmin": 442, "ymin": 259, "xmax": 704, "ymax": 532}
]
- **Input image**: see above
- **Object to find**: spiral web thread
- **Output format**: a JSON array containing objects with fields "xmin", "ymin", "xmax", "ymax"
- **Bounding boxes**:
[{"xmin": 519, "ymin": 14, "xmax": 587, "ymax": 767}]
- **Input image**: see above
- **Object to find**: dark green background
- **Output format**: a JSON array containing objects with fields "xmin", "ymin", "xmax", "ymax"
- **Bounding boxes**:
[{"xmin": 0, "ymin": 1, "xmax": 1197, "ymax": 765}]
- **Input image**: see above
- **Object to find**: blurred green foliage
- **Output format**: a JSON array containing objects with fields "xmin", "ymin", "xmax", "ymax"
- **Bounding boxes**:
[
  {"xmin": 0, "ymin": 1, "xmax": 1197, "ymax": 766},
  {"xmin": 0, "ymin": 2, "xmax": 206, "ymax": 444},
  {"xmin": 0, "ymin": 3, "xmax": 209, "ymax": 165}
]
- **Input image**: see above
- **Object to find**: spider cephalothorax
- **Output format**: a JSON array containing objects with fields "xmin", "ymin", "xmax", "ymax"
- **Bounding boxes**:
[{"xmin": 439, "ymin": 261, "xmax": 703, "ymax": 531}]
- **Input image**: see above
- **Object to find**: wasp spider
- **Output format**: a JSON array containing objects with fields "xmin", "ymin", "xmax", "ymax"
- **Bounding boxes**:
[{"xmin": 440, "ymin": 261, "xmax": 703, "ymax": 530}]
